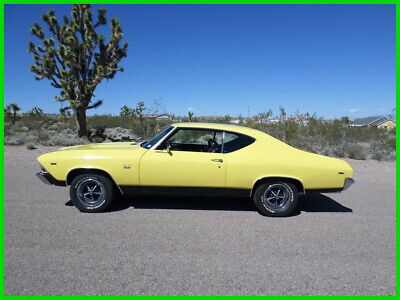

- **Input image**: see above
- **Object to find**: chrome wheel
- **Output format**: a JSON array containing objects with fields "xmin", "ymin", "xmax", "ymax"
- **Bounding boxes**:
[
  {"xmin": 76, "ymin": 178, "xmax": 105, "ymax": 207},
  {"xmin": 261, "ymin": 183, "xmax": 291, "ymax": 212}
]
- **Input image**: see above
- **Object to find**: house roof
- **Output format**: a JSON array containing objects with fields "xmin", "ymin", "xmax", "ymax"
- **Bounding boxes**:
[
  {"xmin": 370, "ymin": 117, "xmax": 395, "ymax": 126},
  {"xmin": 352, "ymin": 116, "xmax": 396, "ymax": 126}
]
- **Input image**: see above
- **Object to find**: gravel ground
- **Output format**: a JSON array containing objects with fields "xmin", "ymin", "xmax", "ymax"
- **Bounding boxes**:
[{"xmin": 4, "ymin": 145, "xmax": 396, "ymax": 296}]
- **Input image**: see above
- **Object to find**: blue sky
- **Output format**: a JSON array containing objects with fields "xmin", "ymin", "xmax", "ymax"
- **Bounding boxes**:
[{"xmin": 4, "ymin": 4, "xmax": 396, "ymax": 119}]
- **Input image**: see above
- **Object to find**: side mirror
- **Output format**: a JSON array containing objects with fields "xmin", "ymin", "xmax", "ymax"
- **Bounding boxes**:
[{"xmin": 166, "ymin": 143, "xmax": 171, "ymax": 153}]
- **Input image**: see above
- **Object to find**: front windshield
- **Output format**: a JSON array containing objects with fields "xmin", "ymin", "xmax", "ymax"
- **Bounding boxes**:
[{"xmin": 141, "ymin": 126, "xmax": 174, "ymax": 149}]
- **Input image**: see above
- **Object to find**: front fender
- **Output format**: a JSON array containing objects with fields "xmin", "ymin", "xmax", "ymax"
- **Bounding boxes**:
[{"xmin": 37, "ymin": 148, "xmax": 146, "ymax": 186}]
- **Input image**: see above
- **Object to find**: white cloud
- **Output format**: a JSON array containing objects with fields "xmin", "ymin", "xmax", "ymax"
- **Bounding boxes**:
[{"xmin": 343, "ymin": 108, "xmax": 362, "ymax": 113}]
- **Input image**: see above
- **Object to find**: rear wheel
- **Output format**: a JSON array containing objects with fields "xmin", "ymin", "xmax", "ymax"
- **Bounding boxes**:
[
  {"xmin": 70, "ymin": 174, "xmax": 115, "ymax": 213},
  {"xmin": 253, "ymin": 181, "xmax": 298, "ymax": 217}
]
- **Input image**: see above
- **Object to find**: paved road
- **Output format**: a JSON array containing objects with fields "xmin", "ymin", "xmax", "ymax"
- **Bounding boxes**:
[{"xmin": 4, "ymin": 146, "xmax": 396, "ymax": 295}]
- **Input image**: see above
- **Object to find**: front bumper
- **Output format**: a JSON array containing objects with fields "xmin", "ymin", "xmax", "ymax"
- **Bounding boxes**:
[
  {"xmin": 36, "ymin": 170, "xmax": 66, "ymax": 186},
  {"xmin": 343, "ymin": 177, "xmax": 355, "ymax": 191},
  {"xmin": 36, "ymin": 170, "xmax": 52, "ymax": 185}
]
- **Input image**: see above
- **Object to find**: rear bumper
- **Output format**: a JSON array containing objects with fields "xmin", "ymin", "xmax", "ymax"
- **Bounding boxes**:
[
  {"xmin": 305, "ymin": 177, "xmax": 355, "ymax": 194},
  {"xmin": 36, "ymin": 170, "xmax": 66, "ymax": 186},
  {"xmin": 343, "ymin": 177, "xmax": 355, "ymax": 191}
]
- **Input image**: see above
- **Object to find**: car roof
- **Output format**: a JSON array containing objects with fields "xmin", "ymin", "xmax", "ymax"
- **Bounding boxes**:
[{"xmin": 171, "ymin": 122, "xmax": 265, "ymax": 138}]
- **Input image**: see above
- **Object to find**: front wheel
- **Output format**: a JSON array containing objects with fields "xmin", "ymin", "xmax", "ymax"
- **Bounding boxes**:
[
  {"xmin": 253, "ymin": 181, "xmax": 298, "ymax": 217},
  {"xmin": 70, "ymin": 174, "xmax": 115, "ymax": 213}
]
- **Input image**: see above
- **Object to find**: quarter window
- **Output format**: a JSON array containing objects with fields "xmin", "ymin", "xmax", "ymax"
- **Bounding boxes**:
[{"xmin": 222, "ymin": 132, "xmax": 255, "ymax": 153}]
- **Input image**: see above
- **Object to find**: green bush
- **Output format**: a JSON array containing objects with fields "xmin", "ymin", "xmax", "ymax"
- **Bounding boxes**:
[
  {"xmin": 37, "ymin": 131, "xmax": 50, "ymax": 141},
  {"xmin": 346, "ymin": 144, "xmax": 367, "ymax": 160},
  {"xmin": 25, "ymin": 142, "xmax": 37, "ymax": 150},
  {"xmin": 87, "ymin": 115, "xmax": 131, "ymax": 129},
  {"xmin": 370, "ymin": 140, "xmax": 395, "ymax": 161}
]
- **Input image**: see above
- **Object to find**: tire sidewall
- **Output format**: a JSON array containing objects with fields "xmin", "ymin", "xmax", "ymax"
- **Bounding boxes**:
[
  {"xmin": 70, "ymin": 174, "xmax": 114, "ymax": 213},
  {"xmin": 253, "ymin": 181, "xmax": 298, "ymax": 217}
]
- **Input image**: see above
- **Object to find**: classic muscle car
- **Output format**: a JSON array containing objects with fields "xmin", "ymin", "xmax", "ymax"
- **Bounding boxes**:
[{"xmin": 37, "ymin": 123, "xmax": 354, "ymax": 216}]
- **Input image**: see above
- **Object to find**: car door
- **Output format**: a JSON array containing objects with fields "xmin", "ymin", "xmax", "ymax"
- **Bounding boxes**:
[{"xmin": 139, "ymin": 128, "xmax": 226, "ymax": 188}]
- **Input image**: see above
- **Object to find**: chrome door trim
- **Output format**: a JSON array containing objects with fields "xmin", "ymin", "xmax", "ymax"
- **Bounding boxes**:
[{"xmin": 221, "ymin": 131, "xmax": 225, "ymax": 154}]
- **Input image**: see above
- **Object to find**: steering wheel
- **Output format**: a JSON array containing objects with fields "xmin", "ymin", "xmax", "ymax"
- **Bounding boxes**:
[{"xmin": 207, "ymin": 139, "xmax": 219, "ymax": 153}]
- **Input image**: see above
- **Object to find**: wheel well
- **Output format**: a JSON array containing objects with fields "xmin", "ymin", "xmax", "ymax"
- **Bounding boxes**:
[
  {"xmin": 66, "ymin": 168, "xmax": 122, "ymax": 195},
  {"xmin": 251, "ymin": 177, "xmax": 304, "ymax": 196}
]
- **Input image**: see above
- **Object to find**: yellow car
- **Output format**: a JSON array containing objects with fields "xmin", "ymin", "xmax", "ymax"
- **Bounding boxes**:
[{"xmin": 37, "ymin": 122, "xmax": 354, "ymax": 216}]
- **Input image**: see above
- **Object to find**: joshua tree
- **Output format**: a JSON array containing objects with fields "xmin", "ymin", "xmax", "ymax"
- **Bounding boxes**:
[
  {"xmin": 120, "ymin": 105, "xmax": 135, "ymax": 118},
  {"xmin": 238, "ymin": 114, "xmax": 245, "ymax": 125},
  {"xmin": 135, "ymin": 101, "xmax": 146, "ymax": 125},
  {"xmin": 256, "ymin": 110, "xmax": 273, "ymax": 124},
  {"xmin": 279, "ymin": 106, "xmax": 287, "ymax": 120},
  {"xmin": 188, "ymin": 107, "xmax": 194, "ymax": 121},
  {"xmin": 341, "ymin": 116, "xmax": 350, "ymax": 125},
  {"xmin": 60, "ymin": 107, "xmax": 72, "ymax": 121},
  {"xmin": 4, "ymin": 103, "xmax": 21, "ymax": 124},
  {"xmin": 29, "ymin": 106, "xmax": 44, "ymax": 116},
  {"xmin": 120, "ymin": 102, "xmax": 146, "ymax": 122},
  {"xmin": 223, "ymin": 114, "xmax": 231, "ymax": 123},
  {"xmin": 28, "ymin": 5, "xmax": 128, "ymax": 137}
]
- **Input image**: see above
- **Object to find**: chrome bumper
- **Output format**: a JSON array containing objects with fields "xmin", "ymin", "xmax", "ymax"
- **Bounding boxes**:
[
  {"xmin": 36, "ymin": 171, "xmax": 52, "ymax": 185},
  {"xmin": 343, "ymin": 177, "xmax": 355, "ymax": 191}
]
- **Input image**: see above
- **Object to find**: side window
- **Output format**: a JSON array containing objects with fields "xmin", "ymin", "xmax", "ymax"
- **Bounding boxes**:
[
  {"xmin": 223, "ymin": 132, "xmax": 255, "ymax": 153},
  {"xmin": 160, "ymin": 129, "xmax": 223, "ymax": 153}
]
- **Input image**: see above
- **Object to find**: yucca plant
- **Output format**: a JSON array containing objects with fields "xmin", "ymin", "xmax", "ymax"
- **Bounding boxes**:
[
  {"xmin": 4, "ymin": 103, "xmax": 21, "ymax": 124},
  {"xmin": 28, "ymin": 4, "xmax": 128, "ymax": 137}
]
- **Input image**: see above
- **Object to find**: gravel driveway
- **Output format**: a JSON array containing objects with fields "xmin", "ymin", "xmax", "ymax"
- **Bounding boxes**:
[{"xmin": 4, "ymin": 146, "xmax": 396, "ymax": 295}]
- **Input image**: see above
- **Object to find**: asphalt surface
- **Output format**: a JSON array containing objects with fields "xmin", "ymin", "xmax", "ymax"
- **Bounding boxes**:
[{"xmin": 4, "ymin": 146, "xmax": 396, "ymax": 295}]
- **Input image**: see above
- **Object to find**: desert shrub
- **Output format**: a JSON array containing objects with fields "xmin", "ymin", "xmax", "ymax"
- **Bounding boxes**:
[
  {"xmin": 37, "ymin": 130, "xmax": 50, "ymax": 141},
  {"xmin": 91, "ymin": 136, "xmax": 105, "ymax": 143},
  {"xmin": 47, "ymin": 133, "xmax": 86, "ymax": 146},
  {"xmin": 61, "ymin": 128, "xmax": 75, "ymax": 135},
  {"xmin": 5, "ymin": 136, "xmax": 25, "ymax": 146},
  {"xmin": 47, "ymin": 122, "xmax": 69, "ymax": 132},
  {"xmin": 25, "ymin": 142, "xmax": 37, "ymax": 150},
  {"xmin": 5, "ymin": 133, "xmax": 35, "ymax": 145},
  {"xmin": 346, "ymin": 144, "xmax": 367, "ymax": 160},
  {"xmin": 13, "ymin": 126, "xmax": 29, "ymax": 133},
  {"xmin": 385, "ymin": 137, "xmax": 396, "ymax": 152},
  {"xmin": 3, "ymin": 110, "xmax": 396, "ymax": 161},
  {"xmin": 20, "ymin": 113, "xmax": 51, "ymax": 130},
  {"xmin": 87, "ymin": 115, "xmax": 131, "ymax": 129},
  {"xmin": 88, "ymin": 126, "xmax": 107, "ymax": 143},
  {"xmin": 370, "ymin": 140, "xmax": 395, "ymax": 161}
]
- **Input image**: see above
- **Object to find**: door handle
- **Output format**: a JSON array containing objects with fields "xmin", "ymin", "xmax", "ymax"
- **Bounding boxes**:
[{"xmin": 211, "ymin": 158, "xmax": 223, "ymax": 163}]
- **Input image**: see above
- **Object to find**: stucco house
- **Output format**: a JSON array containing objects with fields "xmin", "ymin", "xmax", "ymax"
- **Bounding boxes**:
[{"xmin": 351, "ymin": 116, "xmax": 396, "ymax": 130}]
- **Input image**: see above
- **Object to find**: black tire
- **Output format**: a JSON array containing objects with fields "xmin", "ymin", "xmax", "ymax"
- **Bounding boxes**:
[
  {"xmin": 69, "ymin": 174, "xmax": 115, "ymax": 213},
  {"xmin": 253, "ymin": 181, "xmax": 298, "ymax": 217}
]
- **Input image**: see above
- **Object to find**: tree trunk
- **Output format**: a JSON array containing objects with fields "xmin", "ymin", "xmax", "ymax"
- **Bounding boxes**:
[{"xmin": 74, "ymin": 108, "xmax": 87, "ymax": 137}]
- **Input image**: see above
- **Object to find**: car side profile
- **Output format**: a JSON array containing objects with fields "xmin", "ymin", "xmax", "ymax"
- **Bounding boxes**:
[{"xmin": 37, "ymin": 123, "xmax": 354, "ymax": 216}]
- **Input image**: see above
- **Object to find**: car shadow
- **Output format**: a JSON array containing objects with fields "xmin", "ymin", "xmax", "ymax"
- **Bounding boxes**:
[
  {"xmin": 298, "ymin": 194, "xmax": 352, "ymax": 213},
  {"xmin": 65, "ymin": 193, "xmax": 352, "ymax": 215}
]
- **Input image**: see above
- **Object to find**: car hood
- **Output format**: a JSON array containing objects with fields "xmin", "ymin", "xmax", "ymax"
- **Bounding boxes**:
[{"xmin": 58, "ymin": 142, "xmax": 141, "ymax": 151}]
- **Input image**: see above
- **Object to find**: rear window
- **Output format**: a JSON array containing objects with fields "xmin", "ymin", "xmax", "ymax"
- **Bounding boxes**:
[{"xmin": 223, "ymin": 132, "xmax": 255, "ymax": 153}]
